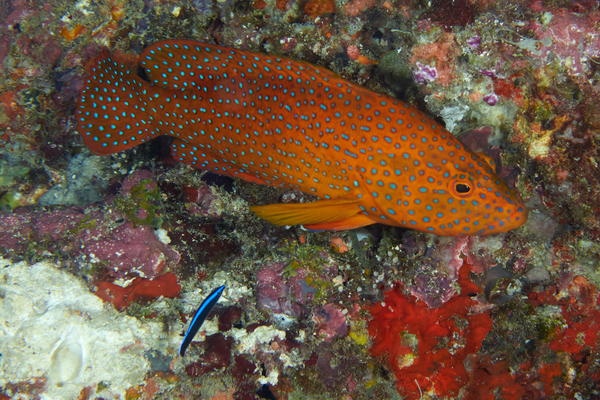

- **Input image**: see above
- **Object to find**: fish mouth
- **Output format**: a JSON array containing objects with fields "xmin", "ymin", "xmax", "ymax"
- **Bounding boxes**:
[
  {"xmin": 510, "ymin": 205, "xmax": 529, "ymax": 226},
  {"xmin": 463, "ymin": 205, "xmax": 528, "ymax": 236},
  {"xmin": 496, "ymin": 205, "xmax": 529, "ymax": 233}
]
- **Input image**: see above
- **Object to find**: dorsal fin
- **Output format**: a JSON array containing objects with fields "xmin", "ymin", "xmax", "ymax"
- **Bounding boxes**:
[{"xmin": 140, "ymin": 40, "xmax": 234, "ymax": 90}]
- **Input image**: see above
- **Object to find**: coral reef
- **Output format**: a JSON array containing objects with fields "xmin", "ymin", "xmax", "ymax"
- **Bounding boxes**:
[{"xmin": 1, "ymin": 0, "xmax": 600, "ymax": 398}]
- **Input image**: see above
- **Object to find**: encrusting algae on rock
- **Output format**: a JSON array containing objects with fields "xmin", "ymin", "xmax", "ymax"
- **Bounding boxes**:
[{"xmin": 77, "ymin": 39, "xmax": 527, "ymax": 236}]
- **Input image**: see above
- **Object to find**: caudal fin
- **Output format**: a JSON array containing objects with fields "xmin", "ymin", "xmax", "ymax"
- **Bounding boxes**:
[{"xmin": 77, "ymin": 56, "xmax": 161, "ymax": 155}]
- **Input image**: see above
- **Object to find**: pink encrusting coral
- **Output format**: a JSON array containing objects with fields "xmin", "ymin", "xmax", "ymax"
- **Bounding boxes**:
[
  {"xmin": 406, "ymin": 236, "xmax": 468, "ymax": 307},
  {"xmin": 531, "ymin": 10, "xmax": 600, "ymax": 76},
  {"xmin": 80, "ymin": 170, "xmax": 180, "ymax": 280},
  {"xmin": 313, "ymin": 304, "xmax": 348, "ymax": 342},
  {"xmin": 0, "ymin": 206, "xmax": 92, "ymax": 253},
  {"xmin": 256, "ymin": 261, "xmax": 290, "ymax": 314},
  {"xmin": 256, "ymin": 260, "xmax": 317, "ymax": 320},
  {"xmin": 82, "ymin": 222, "xmax": 180, "ymax": 280}
]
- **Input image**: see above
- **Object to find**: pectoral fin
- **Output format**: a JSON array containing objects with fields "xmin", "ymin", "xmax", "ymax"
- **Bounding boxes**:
[{"xmin": 303, "ymin": 213, "xmax": 376, "ymax": 231}]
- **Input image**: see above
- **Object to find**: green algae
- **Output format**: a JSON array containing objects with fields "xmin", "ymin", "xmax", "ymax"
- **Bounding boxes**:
[
  {"xmin": 114, "ymin": 179, "xmax": 163, "ymax": 228},
  {"xmin": 0, "ymin": 191, "xmax": 21, "ymax": 211},
  {"xmin": 0, "ymin": 160, "xmax": 29, "ymax": 189},
  {"xmin": 280, "ymin": 239, "xmax": 342, "ymax": 300}
]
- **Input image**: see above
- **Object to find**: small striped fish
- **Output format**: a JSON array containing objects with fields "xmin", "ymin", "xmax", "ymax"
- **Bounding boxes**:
[{"xmin": 77, "ymin": 39, "xmax": 527, "ymax": 235}]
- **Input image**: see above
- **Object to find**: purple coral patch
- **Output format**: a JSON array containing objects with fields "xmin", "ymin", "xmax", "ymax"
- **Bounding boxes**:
[
  {"xmin": 414, "ymin": 62, "xmax": 438, "ymax": 84},
  {"xmin": 82, "ymin": 222, "xmax": 180, "ymax": 280},
  {"xmin": 467, "ymin": 36, "xmax": 480, "ymax": 49},
  {"xmin": 483, "ymin": 93, "xmax": 498, "ymax": 106},
  {"xmin": 314, "ymin": 304, "xmax": 348, "ymax": 342},
  {"xmin": 256, "ymin": 261, "xmax": 288, "ymax": 313},
  {"xmin": 184, "ymin": 333, "xmax": 234, "ymax": 376}
]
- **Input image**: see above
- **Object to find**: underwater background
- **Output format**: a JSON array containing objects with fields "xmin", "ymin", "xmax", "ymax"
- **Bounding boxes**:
[{"xmin": 0, "ymin": 0, "xmax": 599, "ymax": 398}]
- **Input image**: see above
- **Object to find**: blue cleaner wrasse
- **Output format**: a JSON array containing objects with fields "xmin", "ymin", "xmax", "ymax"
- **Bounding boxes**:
[{"xmin": 179, "ymin": 285, "xmax": 225, "ymax": 357}]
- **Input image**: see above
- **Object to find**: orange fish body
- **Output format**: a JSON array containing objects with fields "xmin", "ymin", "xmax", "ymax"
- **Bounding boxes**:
[{"xmin": 77, "ymin": 39, "xmax": 527, "ymax": 235}]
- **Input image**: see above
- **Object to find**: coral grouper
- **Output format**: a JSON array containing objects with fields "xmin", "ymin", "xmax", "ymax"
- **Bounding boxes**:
[{"xmin": 77, "ymin": 39, "xmax": 527, "ymax": 235}]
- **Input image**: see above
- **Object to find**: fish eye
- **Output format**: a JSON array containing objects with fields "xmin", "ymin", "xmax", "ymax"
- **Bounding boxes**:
[
  {"xmin": 455, "ymin": 183, "xmax": 471, "ymax": 193},
  {"xmin": 450, "ymin": 180, "xmax": 473, "ymax": 198}
]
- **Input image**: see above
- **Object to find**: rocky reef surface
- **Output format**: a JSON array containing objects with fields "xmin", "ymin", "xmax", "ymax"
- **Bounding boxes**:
[{"xmin": 1, "ymin": 0, "xmax": 599, "ymax": 399}]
